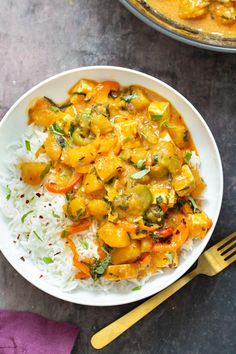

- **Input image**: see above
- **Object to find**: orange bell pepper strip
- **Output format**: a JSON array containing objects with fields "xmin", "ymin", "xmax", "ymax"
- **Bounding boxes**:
[
  {"xmin": 88, "ymin": 81, "xmax": 120, "ymax": 105},
  {"xmin": 67, "ymin": 236, "xmax": 91, "ymax": 277},
  {"xmin": 45, "ymin": 172, "xmax": 82, "ymax": 194},
  {"xmin": 67, "ymin": 219, "xmax": 90, "ymax": 235},
  {"xmin": 152, "ymin": 218, "xmax": 189, "ymax": 252}
]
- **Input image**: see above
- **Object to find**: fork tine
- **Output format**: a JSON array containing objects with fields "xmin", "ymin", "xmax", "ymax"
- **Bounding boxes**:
[
  {"xmin": 220, "ymin": 240, "xmax": 236, "ymax": 255},
  {"xmin": 224, "ymin": 248, "xmax": 236, "ymax": 260},
  {"xmin": 224, "ymin": 254, "xmax": 236, "ymax": 265},
  {"xmin": 216, "ymin": 232, "xmax": 236, "ymax": 250}
]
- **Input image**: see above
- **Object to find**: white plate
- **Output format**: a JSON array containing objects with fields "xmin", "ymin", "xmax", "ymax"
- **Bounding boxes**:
[{"xmin": 0, "ymin": 66, "xmax": 223, "ymax": 306}]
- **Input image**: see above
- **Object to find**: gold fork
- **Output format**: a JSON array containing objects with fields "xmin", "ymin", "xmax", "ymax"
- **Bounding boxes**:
[{"xmin": 91, "ymin": 232, "xmax": 236, "ymax": 349}]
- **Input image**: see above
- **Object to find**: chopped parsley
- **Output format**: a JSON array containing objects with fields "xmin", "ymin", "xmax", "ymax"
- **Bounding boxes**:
[
  {"xmin": 6, "ymin": 185, "xmax": 11, "ymax": 200},
  {"xmin": 151, "ymin": 114, "xmax": 163, "ymax": 122},
  {"xmin": 165, "ymin": 252, "xmax": 173, "ymax": 263},
  {"xmin": 33, "ymin": 231, "xmax": 42, "ymax": 241},
  {"xmin": 25, "ymin": 140, "xmax": 31, "ymax": 151},
  {"xmin": 90, "ymin": 255, "xmax": 111, "ymax": 281},
  {"xmin": 159, "ymin": 120, "xmax": 174, "ymax": 129},
  {"xmin": 79, "ymin": 239, "xmax": 89, "ymax": 250},
  {"xmin": 188, "ymin": 196, "xmax": 201, "ymax": 213},
  {"xmin": 130, "ymin": 168, "xmax": 150, "ymax": 179},
  {"xmin": 153, "ymin": 154, "xmax": 159, "ymax": 164},
  {"xmin": 136, "ymin": 159, "xmax": 146, "ymax": 169},
  {"xmin": 184, "ymin": 152, "xmax": 192, "ymax": 164},
  {"xmin": 121, "ymin": 93, "xmax": 138, "ymax": 103},
  {"xmin": 132, "ymin": 285, "xmax": 142, "ymax": 291},
  {"xmin": 21, "ymin": 210, "xmax": 33, "ymax": 223},
  {"xmin": 40, "ymin": 164, "xmax": 51, "ymax": 179},
  {"xmin": 52, "ymin": 210, "xmax": 60, "ymax": 219},
  {"xmin": 42, "ymin": 257, "xmax": 53, "ymax": 264}
]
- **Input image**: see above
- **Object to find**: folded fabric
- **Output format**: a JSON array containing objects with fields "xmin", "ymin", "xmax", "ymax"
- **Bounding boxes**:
[{"xmin": 0, "ymin": 310, "xmax": 79, "ymax": 354}]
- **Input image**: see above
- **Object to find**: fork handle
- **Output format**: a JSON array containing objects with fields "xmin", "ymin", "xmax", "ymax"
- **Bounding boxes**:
[{"xmin": 91, "ymin": 268, "xmax": 199, "ymax": 349}]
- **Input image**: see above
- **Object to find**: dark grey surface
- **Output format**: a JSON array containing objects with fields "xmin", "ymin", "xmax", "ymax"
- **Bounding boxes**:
[{"xmin": 0, "ymin": 1, "xmax": 235, "ymax": 353}]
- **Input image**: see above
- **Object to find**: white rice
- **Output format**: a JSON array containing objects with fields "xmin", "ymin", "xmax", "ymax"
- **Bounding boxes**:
[{"xmin": 0, "ymin": 125, "xmax": 145, "ymax": 292}]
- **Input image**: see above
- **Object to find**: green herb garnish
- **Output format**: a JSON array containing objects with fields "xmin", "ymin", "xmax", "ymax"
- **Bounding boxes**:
[
  {"xmin": 21, "ymin": 210, "xmax": 33, "ymax": 223},
  {"xmin": 52, "ymin": 210, "xmax": 60, "ymax": 219},
  {"xmin": 165, "ymin": 252, "xmax": 173, "ymax": 263},
  {"xmin": 79, "ymin": 239, "xmax": 89, "ymax": 250},
  {"xmin": 132, "ymin": 285, "xmax": 142, "ymax": 291},
  {"xmin": 151, "ymin": 114, "xmax": 163, "ymax": 122},
  {"xmin": 90, "ymin": 255, "xmax": 111, "ymax": 281},
  {"xmin": 40, "ymin": 164, "xmax": 51, "ymax": 179},
  {"xmin": 153, "ymin": 154, "xmax": 159, "ymax": 164},
  {"xmin": 159, "ymin": 120, "xmax": 174, "ymax": 129},
  {"xmin": 6, "ymin": 185, "xmax": 11, "ymax": 200},
  {"xmin": 25, "ymin": 140, "xmax": 31, "ymax": 151},
  {"xmin": 184, "ymin": 152, "xmax": 192, "ymax": 164},
  {"xmin": 61, "ymin": 230, "xmax": 69, "ymax": 238},
  {"xmin": 188, "ymin": 196, "xmax": 201, "ymax": 213},
  {"xmin": 49, "ymin": 106, "xmax": 60, "ymax": 112},
  {"xmin": 49, "ymin": 123, "xmax": 66, "ymax": 137},
  {"xmin": 136, "ymin": 159, "xmax": 146, "ymax": 169},
  {"xmin": 33, "ymin": 231, "xmax": 42, "ymax": 241},
  {"xmin": 156, "ymin": 196, "xmax": 163, "ymax": 205},
  {"xmin": 121, "ymin": 93, "xmax": 138, "ymax": 103},
  {"xmin": 42, "ymin": 257, "xmax": 53, "ymax": 264},
  {"xmin": 130, "ymin": 168, "xmax": 150, "ymax": 179}
]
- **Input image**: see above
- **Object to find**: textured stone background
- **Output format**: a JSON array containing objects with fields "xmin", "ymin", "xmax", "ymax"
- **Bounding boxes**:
[{"xmin": 0, "ymin": 1, "xmax": 235, "ymax": 353}]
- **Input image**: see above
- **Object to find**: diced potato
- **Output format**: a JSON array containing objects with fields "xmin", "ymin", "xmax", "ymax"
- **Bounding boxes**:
[
  {"xmin": 91, "ymin": 115, "xmax": 113, "ymax": 135},
  {"xmin": 169, "ymin": 125, "xmax": 189, "ymax": 149},
  {"xmin": 20, "ymin": 162, "xmax": 49, "ymax": 186},
  {"xmin": 95, "ymin": 155, "xmax": 123, "ymax": 182},
  {"xmin": 98, "ymin": 222, "xmax": 130, "ymax": 248},
  {"xmin": 129, "ymin": 86, "xmax": 150, "ymax": 110},
  {"xmin": 87, "ymin": 199, "xmax": 109, "ymax": 220},
  {"xmin": 172, "ymin": 165, "xmax": 195, "ymax": 196},
  {"xmin": 150, "ymin": 165, "xmax": 169, "ymax": 178},
  {"xmin": 115, "ymin": 120, "xmax": 138, "ymax": 142},
  {"xmin": 105, "ymin": 185, "xmax": 117, "ymax": 202},
  {"xmin": 131, "ymin": 148, "xmax": 147, "ymax": 165},
  {"xmin": 28, "ymin": 98, "xmax": 63, "ymax": 127},
  {"xmin": 151, "ymin": 251, "xmax": 178, "ymax": 268},
  {"xmin": 141, "ymin": 124, "xmax": 159, "ymax": 144},
  {"xmin": 66, "ymin": 196, "xmax": 86, "ymax": 220},
  {"xmin": 83, "ymin": 173, "xmax": 103, "ymax": 194},
  {"xmin": 178, "ymin": 0, "xmax": 209, "ymax": 19},
  {"xmin": 188, "ymin": 212, "xmax": 212, "ymax": 238},
  {"xmin": 148, "ymin": 102, "xmax": 170, "ymax": 122},
  {"xmin": 111, "ymin": 240, "xmax": 141, "ymax": 265},
  {"xmin": 44, "ymin": 133, "xmax": 62, "ymax": 161},
  {"xmin": 104, "ymin": 264, "xmax": 138, "ymax": 281},
  {"xmin": 140, "ymin": 237, "xmax": 154, "ymax": 253},
  {"xmin": 66, "ymin": 143, "xmax": 97, "ymax": 167},
  {"xmin": 98, "ymin": 134, "xmax": 118, "ymax": 155},
  {"xmin": 70, "ymin": 79, "xmax": 97, "ymax": 94},
  {"xmin": 149, "ymin": 185, "xmax": 177, "ymax": 208},
  {"xmin": 119, "ymin": 148, "xmax": 132, "ymax": 161},
  {"xmin": 157, "ymin": 140, "xmax": 182, "ymax": 174}
]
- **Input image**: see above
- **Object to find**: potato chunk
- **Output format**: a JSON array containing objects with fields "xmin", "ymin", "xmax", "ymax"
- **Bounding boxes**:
[
  {"xmin": 148, "ymin": 102, "xmax": 170, "ymax": 122},
  {"xmin": 172, "ymin": 165, "xmax": 195, "ymax": 196},
  {"xmin": 44, "ymin": 133, "xmax": 62, "ymax": 161},
  {"xmin": 87, "ymin": 199, "xmax": 109, "ymax": 220},
  {"xmin": 111, "ymin": 240, "xmax": 141, "ymax": 265},
  {"xmin": 98, "ymin": 222, "xmax": 130, "ymax": 248},
  {"xmin": 20, "ymin": 162, "xmax": 49, "ymax": 186},
  {"xmin": 179, "ymin": 0, "xmax": 210, "ymax": 19},
  {"xmin": 83, "ymin": 173, "xmax": 103, "ymax": 194},
  {"xmin": 95, "ymin": 155, "xmax": 123, "ymax": 182},
  {"xmin": 188, "ymin": 212, "xmax": 212, "ymax": 238},
  {"xmin": 104, "ymin": 264, "xmax": 138, "ymax": 281}
]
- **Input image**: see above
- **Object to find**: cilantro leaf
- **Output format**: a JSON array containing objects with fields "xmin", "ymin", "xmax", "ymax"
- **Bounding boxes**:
[
  {"xmin": 121, "ymin": 93, "xmax": 138, "ymax": 103},
  {"xmin": 42, "ymin": 257, "xmax": 53, "ymax": 264},
  {"xmin": 21, "ymin": 210, "xmax": 33, "ymax": 223},
  {"xmin": 188, "ymin": 196, "xmax": 201, "ymax": 213},
  {"xmin": 130, "ymin": 168, "xmax": 150, "ymax": 179},
  {"xmin": 184, "ymin": 152, "xmax": 192, "ymax": 164},
  {"xmin": 151, "ymin": 114, "xmax": 163, "ymax": 122},
  {"xmin": 90, "ymin": 255, "xmax": 111, "ymax": 281},
  {"xmin": 49, "ymin": 123, "xmax": 66, "ymax": 136},
  {"xmin": 25, "ymin": 140, "xmax": 31, "ymax": 151}
]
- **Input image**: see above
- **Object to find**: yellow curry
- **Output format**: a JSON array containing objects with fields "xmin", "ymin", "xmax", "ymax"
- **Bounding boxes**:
[
  {"xmin": 20, "ymin": 79, "xmax": 212, "ymax": 282},
  {"xmin": 148, "ymin": 0, "xmax": 236, "ymax": 37}
]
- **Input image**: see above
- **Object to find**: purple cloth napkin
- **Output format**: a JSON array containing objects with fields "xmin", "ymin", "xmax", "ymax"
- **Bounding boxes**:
[{"xmin": 0, "ymin": 310, "xmax": 79, "ymax": 354}]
